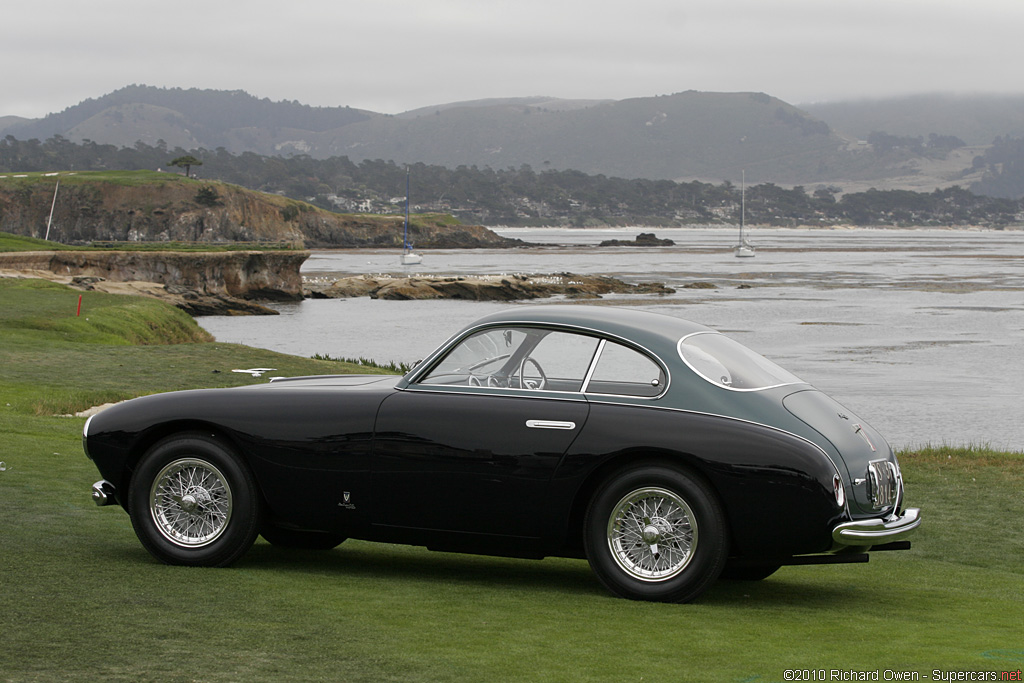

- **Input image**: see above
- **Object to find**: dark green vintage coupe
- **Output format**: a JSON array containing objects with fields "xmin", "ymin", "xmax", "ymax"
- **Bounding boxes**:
[{"xmin": 86, "ymin": 305, "xmax": 920, "ymax": 602}]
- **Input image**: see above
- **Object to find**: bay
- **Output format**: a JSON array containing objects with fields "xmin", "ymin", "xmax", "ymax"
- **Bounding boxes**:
[{"xmin": 200, "ymin": 227, "xmax": 1024, "ymax": 451}]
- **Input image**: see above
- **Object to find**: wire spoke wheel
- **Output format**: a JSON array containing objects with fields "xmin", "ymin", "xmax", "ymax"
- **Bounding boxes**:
[
  {"xmin": 129, "ymin": 432, "xmax": 262, "ymax": 567},
  {"xmin": 150, "ymin": 458, "xmax": 233, "ymax": 547},
  {"xmin": 608, "ymin": 487, "xmax": 696, "ymax": 581},
  {"xmin": 584, "ymin": 465, "xmax": 726, "ymax": 602}
]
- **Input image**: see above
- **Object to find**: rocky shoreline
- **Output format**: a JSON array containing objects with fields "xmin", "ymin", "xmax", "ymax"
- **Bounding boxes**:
[
  {"xmin": 0, "ymin": 249, "xmax": 685, "ymax": 313},
  {"xmin": 305, "ymin": 272, "xmax": 676, "ymax": 301}
]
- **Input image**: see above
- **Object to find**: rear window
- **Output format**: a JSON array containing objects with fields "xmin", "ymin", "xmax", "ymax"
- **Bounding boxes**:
[{"xmin": 678, "ymin": 332, "xmax": 803, "ymax": 391}]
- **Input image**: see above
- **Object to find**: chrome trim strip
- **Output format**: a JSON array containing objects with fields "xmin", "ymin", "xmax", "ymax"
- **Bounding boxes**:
[
  {"xmin": 401, "ymin": 385, "xmax": 589, "ymax": 403},
  {"xmin": 82, "ymin": 413, "xmax": 95, "ymax": 460},
  {"xmin": 526, "ymin": 420, "xmax": 577, "ymax": 430},
  {"xmin": 404, "ymin": 319, "xmax": 671, "ymax": 399},
  {"xmin": 677, "ymin": 330, "xmax": 806, "ymax": 393},
  {"xmin": 579, "ymin": 338, "xmax": 606, "ymax": 393},
  {"xmin": 832, "ymin": 507, "xmax": 921, "ymax": 546}
]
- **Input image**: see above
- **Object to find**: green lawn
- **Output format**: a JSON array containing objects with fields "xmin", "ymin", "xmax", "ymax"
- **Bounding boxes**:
[{"xmin": 1, "ymin": 277, "xmax": 1022, "ymax": 682}]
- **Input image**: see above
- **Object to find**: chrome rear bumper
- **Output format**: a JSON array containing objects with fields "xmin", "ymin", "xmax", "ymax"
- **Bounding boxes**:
[
  {"xmin": 91, "ymin": 480, "xmax": 117, "ymax": 507},
  {"xmin": 832, "ymin": 507, "xmax": 921, "ymax": 546}
]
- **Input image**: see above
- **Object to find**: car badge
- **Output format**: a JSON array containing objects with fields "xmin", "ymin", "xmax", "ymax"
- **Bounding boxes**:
[{"xmin": 853, "ymin": 424, "xmax": 877, "ymax": 452}]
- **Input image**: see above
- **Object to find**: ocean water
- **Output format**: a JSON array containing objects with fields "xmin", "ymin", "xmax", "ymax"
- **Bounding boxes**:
[{"xmin": 199, "ymin": 227, "xmax": 1024, "ymax": 451}]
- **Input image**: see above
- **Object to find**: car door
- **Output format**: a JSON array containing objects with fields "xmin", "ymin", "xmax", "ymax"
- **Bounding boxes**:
[{"xmin": 370, "ymin": 326, "xmax": 597, "ymax": 541}]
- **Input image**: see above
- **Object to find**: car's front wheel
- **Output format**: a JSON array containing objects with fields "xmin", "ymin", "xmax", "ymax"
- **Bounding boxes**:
[
  {"xmin": 128, "ymin": 432, "xmax": 262, "ymax": 567},
  {"xmin": 584, "ymin": 465, "xmax": 727, "ymax": 602}
]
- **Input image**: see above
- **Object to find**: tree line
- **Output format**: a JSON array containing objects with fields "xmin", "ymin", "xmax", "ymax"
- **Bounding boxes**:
[
  {"xmin": 2, "ymin": 134, "xmax": 1021, "ymax": 228},
  {"xmin": 970, "ymin": 136, "xmax": 1024, "ymax": 200}
]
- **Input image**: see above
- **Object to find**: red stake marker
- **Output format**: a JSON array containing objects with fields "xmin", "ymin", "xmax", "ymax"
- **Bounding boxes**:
[{"xmin": 77, "ymin": 294, "xmax": 82, "ymax": 317}]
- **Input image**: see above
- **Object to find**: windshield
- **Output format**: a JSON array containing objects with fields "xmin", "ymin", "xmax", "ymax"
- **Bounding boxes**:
[{"xmin": 678, "ymin": 332, "xmax": 804, "ymax": 391}]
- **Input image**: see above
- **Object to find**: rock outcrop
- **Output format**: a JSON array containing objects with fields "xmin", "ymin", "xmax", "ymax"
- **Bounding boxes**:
[
  {"xmin": 306, "ymin": 272, "xmax": 675, "ymax": 301},
  {"xmin": 0, "ymin": 174, "xmax": 523, "ymax": 249},
  {"xmin": 0, "ymin": 249, "xmax": 309, "ymax": 315},
  {"xmin": 598, "ymin": 232, "xmax": 675, "ymax": 247}
]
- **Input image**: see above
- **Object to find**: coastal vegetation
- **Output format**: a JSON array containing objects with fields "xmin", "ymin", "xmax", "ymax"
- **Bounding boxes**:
[
  {"xmin": 0, "ymin": 226, "xmax": 297, "ymax": 253},
  {"xmin": 3, "ymin": 137, "xmax": 1022, "ymax": 232},
  {"xmin": 0, "ymin": 171, "xmax": 514, "ymax": 248},
  {"xmin": 1, "ymin": 276, "xmax": 1022, "ymax": 680}
]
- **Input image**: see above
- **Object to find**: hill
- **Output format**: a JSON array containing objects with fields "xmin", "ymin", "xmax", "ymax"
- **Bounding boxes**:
[
  {"xmin": 2, "ymin": 85, "xmax": 376, "ymax": 147},
  {"xmin": 9, "ymin": 86, "xmax": 1024, "ymax": 193},
  {"xmin": 1, "ymin": 85, "xmax": 857, "ymax": 185},
  {"xmin": 315, "ymin": 91, "xmax": 852, "ymax": 185},
  {"xmin": 0, "ymin": 171, "xmax": 517, "ymax": 248}
]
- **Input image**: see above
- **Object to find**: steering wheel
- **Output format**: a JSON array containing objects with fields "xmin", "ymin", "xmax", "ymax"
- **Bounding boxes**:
[{"xmin": 518, "ymin": 357, "xmax": 548, "ymax": 390}]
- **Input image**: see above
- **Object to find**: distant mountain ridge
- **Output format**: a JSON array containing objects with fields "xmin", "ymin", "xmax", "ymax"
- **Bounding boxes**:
[
  {"xmin": 0, "ymin": 85, "xmax": 849, "ymax": 184},
  {"xmin": 316, "ymin": 91, "xmax": 847, "ymax": 184},
  {"xmin": 7, "ymin": 85, "xmax": 375, "ymax": 138},
  {"xmin": 4, "ymin": 85, "xmax": 1024, "ymax": 191}
]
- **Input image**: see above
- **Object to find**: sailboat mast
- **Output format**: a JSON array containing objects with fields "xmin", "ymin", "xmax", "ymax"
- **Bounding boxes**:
[
  {"xmin": 404, "ymin": 167, "xmax": 410, "ymax": 249},
  {"xmin": 740, "ymin": 170, "xmax": 745, "ymax": 243}
]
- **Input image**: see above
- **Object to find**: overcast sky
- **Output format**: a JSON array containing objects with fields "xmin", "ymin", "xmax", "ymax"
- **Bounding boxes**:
[{"xmin": 3, "ymin": 0, "xmax": 1022, "ymax": 119}]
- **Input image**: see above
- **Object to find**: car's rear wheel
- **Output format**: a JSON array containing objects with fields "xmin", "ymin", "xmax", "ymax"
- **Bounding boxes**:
[
  {"xmin": 260, "ymin": 524, "xmax": 346, "ymax": 550},
  {"xmin": 128, "ymin": 432, "xmax": 262, "ymax": 567},
  {"xmin": 584, "ymin": 465, "xmax": 727, "ymax": 602}
]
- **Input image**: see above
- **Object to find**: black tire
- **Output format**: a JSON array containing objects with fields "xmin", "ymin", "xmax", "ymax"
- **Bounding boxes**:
[
  {"xmin": 583, "ymin": 464, "xmax": 727, "ymax": 603},
  {"xmin": 260, "ymin": 524, "xmax": 346, "ymax": 550},
  {"xmin": 128, "ymin": 432, "xmax": 262, "ymax": 567},
  {"xmin": 720, "ymin": 563, "xmax": 781, "ymax": 581}
]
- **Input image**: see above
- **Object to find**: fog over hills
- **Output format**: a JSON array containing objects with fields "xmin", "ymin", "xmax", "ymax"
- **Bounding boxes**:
[
  {"xmin": 4, "ymin": 85, "xmax": 1024, "ymax": 192},
  {"xmin": 802, "ymin": 94, "xmax": 1024, "ymax": 147}
]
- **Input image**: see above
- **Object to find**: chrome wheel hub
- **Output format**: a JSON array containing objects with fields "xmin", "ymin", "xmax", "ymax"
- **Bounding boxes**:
[
  {"xmin": 149, "ymin": 458, "xmax": 232, "ymax": 547},
  {"xmin": 607, "ymin": 487, "xmax": 697, "ymax": 582}
]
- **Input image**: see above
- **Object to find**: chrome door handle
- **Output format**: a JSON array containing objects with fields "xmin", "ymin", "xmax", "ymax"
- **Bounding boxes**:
[{"xmin": 525, "ymin": 420, "xmax": 576, "ymax": 430}]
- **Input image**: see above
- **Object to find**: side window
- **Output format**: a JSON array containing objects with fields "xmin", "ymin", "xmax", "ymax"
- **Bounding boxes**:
[
  {"xmin": 420, "ymin": 328, "xmax": 528, "ymax": 387},
  {"xmin": 586, "ymin": 341, "xmax": 665, "ymax": 397},
  {"xmin": 419, "ymin": 327, "xmax": 600, "ymax": 392},
  {"xmin": 524, "ymin": 331, "xmax": 600, "ymax": 392}
]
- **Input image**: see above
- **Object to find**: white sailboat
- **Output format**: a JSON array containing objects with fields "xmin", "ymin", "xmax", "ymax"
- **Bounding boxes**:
[
  {"xmin": 735, "ymin": 170, "xmax": 755, "ymax": 258},
  {"xmin": 400, "ymin": 168, "xmax": 423, "ymax": 266}
]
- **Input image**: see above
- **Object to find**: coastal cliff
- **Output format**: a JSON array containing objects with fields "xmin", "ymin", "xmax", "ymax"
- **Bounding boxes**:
[
  {"xmin": 0, "ymin": 249, "xmax": 308, "ymax": 315},
  {"xmin": 0, "ymin": 171, "xmax": 521, "ymax": 249}
]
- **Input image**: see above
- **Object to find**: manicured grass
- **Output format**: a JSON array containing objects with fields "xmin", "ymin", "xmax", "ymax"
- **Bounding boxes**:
[
  {"xmin": 0, "ymin": 230, "xmax": 81, "ymax": 252},
  {"xmin": 0, "ymin": 278, "xmax": 387, "ymax": 416},
  {"xmin": 0, "ymin": 228, "xmax": 298, "ymax": 253},
  {"xmin": 1, "ymin": 277, "xmax": 1022, "ymax": 681},
  {"xmin": 0, "ymin": 169, "xmax": 186, "ymax": 188}
]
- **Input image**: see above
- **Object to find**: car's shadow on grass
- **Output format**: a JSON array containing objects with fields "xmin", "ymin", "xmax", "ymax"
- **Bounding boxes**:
[
  {"xmin": 221, "ymin": 541, "xmax": 867, "ymax": 607},
  {"xmin": 704, "ymin": 574, "xmax": 860, "ymax": 607},
  {"xmin": 239, "ymin": 540, "xmax": 608, "ymax": 598}
]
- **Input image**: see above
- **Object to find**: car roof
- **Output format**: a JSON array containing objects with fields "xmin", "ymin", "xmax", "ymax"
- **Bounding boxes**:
[{"xmin": 462, "ymin": 305, "xmax": 716, "ymax": 354}]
